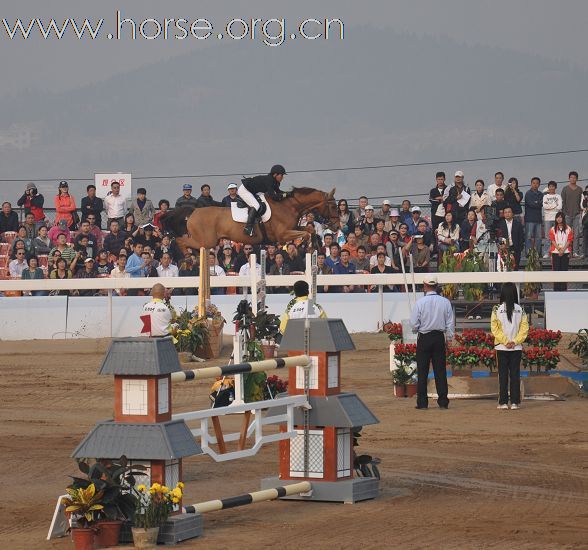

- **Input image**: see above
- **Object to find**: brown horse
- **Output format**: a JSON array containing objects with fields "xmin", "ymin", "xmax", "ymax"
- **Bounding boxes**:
[{"xmin": 162, "ymin": 187, "xmax": 339, "ymax": 250}]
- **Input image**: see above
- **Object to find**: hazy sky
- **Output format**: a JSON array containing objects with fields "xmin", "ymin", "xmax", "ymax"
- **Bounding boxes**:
[
  {"xmin": 1, "ymin": 1, "xmax": 588, "ymax": 204},
  {"xmin": 2, "ymin": 0, "xmax": 588, "ymax": 97}
]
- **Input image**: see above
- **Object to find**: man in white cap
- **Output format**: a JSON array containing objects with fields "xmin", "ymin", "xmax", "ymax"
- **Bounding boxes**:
[
  {"xmin": 407, "ymin": 206, "xmax": 428, "ymax": 235},
  {"xmin": 444, "ymin": 170, "xmax": 470, "ymax": 225},
  {"xmin": 360, "ymin": 204, "xmax": 377, "ymax": 234},
  {"xmin": 376, "ymin": 199, "xmax": 391, "ymax": 220},
  {"xmin": 410, "ymin": 275, "xmax": 454, "ymax": 409},
  {"xmin": 222, "ymin": 183, "xmax": 239, "ymax": 207},
  {"xmin": 385, "ymin": 208, "xmax": 401, "ymax": 233}
]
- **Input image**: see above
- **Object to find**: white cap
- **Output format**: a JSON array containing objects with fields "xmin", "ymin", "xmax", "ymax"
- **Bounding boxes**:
[
  {"xmin": 411, "ymin": 206, "xmax": 421, "ymax": 213},
  {"xmin": 382, "ymin": 200, "xmax": 391, "ymax": 205},
  {"xmin": 227, "ymin": 183, "xmax": 238, "ymax": 190},
  {"xmin": 389, "ymin": 208, "xmax": 400, "ymax": 216},
  {"xmin": 424, "ymin": 275, "xmax": 438, "ymax": 285},
  {"xmin": 455, "ymin": 170, "xmax": 464, "ymax": 178},
  {"xmin": 365, "ymin": 205, "xmax": 374, "ymax": 211},
  {"xmin": 323, "ymin": 229, "xmax": 333, "ymax": 236}
]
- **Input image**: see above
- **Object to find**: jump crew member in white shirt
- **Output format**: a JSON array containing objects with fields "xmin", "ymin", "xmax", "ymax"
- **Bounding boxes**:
[{"xmin": 140, "ymin": 283, "xmax": 174, "ymax": 337}]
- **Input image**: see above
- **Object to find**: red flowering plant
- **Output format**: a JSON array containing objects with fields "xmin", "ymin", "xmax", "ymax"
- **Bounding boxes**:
[
  {"xmin": 446, "ymin": 346, "xmax": 480, "ymax": 369},
  {"xmin": 476, "ymin": 347, "xmax": 497, "ymax": 372},
  {"xmin": 522, "ymin": 347, "xmax": 560, "ymax": 372},
  {"xmin": 455, "ymin": 329, "xmax": 495, "ymax": 350},
  {"xmin": 526, "ymin": 328, "xmax": 562, "ymax": 350},
  {"xmin": 383, "ymin": 321, "xmax": 403, "ymax": 342},
  {"xmin": 393, "ymin": 343, "xmax": 417, "ymax": 366},
  {"xmin": 264, "ymin": 375, "xmax": 289, "ymax": 400}
]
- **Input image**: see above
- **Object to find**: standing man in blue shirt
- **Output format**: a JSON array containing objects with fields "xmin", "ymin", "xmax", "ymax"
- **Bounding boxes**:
[{"xmin": 410, "ymin": 275, "xmax": 455, "ymax": 409}]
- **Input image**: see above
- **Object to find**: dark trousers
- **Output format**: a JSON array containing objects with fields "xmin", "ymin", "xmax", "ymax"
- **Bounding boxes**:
[
  {"xmin": 416, "ymin": 331, "xmax": 449, "ymax": 408},
  {"xmin": 497, "ymin": 350, "xmax": 522, "ymax": 405},
  {"xmin": 552, "ymin": 253, "xmax": 569, "ymax": 291}
]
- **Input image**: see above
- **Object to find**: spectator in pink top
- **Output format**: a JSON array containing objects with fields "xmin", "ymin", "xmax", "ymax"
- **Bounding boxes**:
[{"xmin": 54, "ymin": 181, "xmax": 77, "ymax": 229}]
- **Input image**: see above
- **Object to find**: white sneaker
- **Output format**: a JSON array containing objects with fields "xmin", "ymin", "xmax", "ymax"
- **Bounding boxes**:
[
  {"xmin": 510, "ymin": 403, "xmax": 520, "ymax": 410},
  {"xmin": 497, "ymin": 404, "xmax": 509, "ymax": 410},
  {"xmin": 543, "ymin": 254, "xmax": 549, "ymax": 259}
]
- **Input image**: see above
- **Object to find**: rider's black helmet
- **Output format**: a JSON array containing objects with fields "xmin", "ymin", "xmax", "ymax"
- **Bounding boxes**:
[{"xmin": 270, "ymin": 164, "xmax": 287, "ymax": 176}]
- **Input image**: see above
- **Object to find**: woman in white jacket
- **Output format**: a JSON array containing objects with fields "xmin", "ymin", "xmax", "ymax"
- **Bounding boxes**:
[{"xmin": 490, "ymin": 283, "xmax": 529, "ymax": 410}]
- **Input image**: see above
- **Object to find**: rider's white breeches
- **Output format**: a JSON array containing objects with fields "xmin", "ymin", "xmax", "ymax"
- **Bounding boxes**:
[{"xmin": 237, "ymin": 185, "xmax": 260, "ymax": 210}]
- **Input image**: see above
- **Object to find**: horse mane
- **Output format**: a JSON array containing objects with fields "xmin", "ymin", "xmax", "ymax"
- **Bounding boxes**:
[
  {"xmin": 290, "ymin": 187, "xmax": 323, "ymax": 196},
  {"xmin": 160, "ymin": 206, "xmax": 194, "ymax": 236}
]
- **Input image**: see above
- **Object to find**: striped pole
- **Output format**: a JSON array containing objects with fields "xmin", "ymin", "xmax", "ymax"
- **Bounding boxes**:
[
  {"xmin": 183, "ymin": 482, "xmax": 312, "ymax": 514},
  {"xmin": 170, "ymin": 355, "xmax": 309, "ymax": 383}
]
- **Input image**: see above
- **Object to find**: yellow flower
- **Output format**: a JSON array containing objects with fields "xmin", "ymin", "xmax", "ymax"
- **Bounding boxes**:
[
  {"xmin": 172, "ymin": 497, "xmax": 180, "ymax": 504},
  {"xmin": 137, "ymin": 484, "xmax": 146, "ymax": 492},
  {"xmin": 151, "ymin": 483, "xmax": 161, "ymax": 491},
  {"xmin": 161, "ymin": 486, "xmax": 170, "ymax": 494},
  {"xmin": 171, "ymin": 488, "xmax": 182, "ymax": 498},
  {"xmin": 177, "ymin": 482, "xmax": 185, "ymax": 489}
]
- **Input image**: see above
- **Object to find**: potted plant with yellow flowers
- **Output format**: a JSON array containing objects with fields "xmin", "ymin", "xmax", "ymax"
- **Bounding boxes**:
[{"xmin": 132, "ymin": 482, "xmax": 184, "ymax": 548}]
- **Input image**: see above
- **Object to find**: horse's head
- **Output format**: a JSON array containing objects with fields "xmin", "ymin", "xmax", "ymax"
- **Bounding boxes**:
[{"xmin": 288, "ymin": 187, "xmax": 339, "ymax": 229}]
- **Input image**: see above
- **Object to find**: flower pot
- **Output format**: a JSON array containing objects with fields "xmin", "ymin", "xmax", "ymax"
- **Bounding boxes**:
[
  {"xmin": 405, "ymin": 383, "xmax": 417, "ymax": 397},
  {"xmin": 95, "ymin": 520, "xmax": 123, "ymax": 547},
  {"xmin": 71, "ymin": 528, "xmax": 96, "ymax": 550},
  {"xmin": 394, "ymin": 384, "xmax": 407, "ymax": 397},
  {"xmin": 261, "ymin": 343, "xmax": 276, "ymax": 359},
  {"xmin": 132, "ymin": 526, "xmax": 159, "ymax": 549}
]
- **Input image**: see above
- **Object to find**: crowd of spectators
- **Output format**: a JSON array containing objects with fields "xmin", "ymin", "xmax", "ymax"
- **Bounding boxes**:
[{"xmin": 0, "ymin": 171, "xmax": 587, "ymax": 296}]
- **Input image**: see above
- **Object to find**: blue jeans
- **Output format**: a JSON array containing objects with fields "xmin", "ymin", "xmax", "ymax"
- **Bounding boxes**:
[{"xmin": 525, "ymin": 222, "xmax": 542, "ymax": 255}]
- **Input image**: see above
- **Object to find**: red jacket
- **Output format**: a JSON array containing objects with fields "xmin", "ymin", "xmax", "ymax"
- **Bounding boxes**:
[{"xmin": 54, "ymin": 194, "xmax": 77, "ymax": 227}]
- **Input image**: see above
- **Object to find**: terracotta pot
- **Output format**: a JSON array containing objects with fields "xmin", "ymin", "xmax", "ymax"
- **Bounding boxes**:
[
  {"xmin": 261, "ymin": 343, "xmax": 276, "ymax": 359},
  {"xmin": 95, "ymin": 520, "xmax": 122, "ymax": 547},
  {"xmin": 132, "ymin": 526, "xmax": 159, "ymax": 549},
  {"xmin": 394, "ymin": 384, "xmax": 407, "ymax": 397},
  {"xmin": 405, "ymin": 383, "xmax": 417, "ymax": 397},
  {"xmin": 71, "ymin": 528, "xmax": 96, "ymax": 550}
]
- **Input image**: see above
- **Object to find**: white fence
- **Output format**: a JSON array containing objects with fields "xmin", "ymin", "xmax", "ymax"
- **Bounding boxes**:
[{"xmin": 0, "ymin": 263, "xmax": 587, "ymax": 340}]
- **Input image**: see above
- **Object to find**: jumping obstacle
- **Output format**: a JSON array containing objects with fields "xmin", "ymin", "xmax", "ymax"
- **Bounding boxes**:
[
  {"xmin": 170, "ymin": 355, "xmax": 309, "ymax": 383},
  {"xmin": 183, "ymin": 482, "xmax": 312, "ymax": 514}
]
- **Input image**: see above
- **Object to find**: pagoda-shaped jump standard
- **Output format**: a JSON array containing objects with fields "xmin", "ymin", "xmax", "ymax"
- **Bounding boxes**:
[
  {"xmin": 262, "ymin": 318, "xmax": 380, "ymax": 503},
  {"xmin": 71, "ymin": 337, "xmax": 203, "ymax": 545}
]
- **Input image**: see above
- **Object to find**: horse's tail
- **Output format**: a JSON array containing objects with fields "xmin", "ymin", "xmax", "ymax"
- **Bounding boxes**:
[{"xmin": 160, "ymin": 206, "xmax": 194, "ymax": 236}]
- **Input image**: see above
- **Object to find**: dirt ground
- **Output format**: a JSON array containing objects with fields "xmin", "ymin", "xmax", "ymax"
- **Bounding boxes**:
[{"xmin": 0, "ymin": 334, "xmax": 587, "ymax": 550}]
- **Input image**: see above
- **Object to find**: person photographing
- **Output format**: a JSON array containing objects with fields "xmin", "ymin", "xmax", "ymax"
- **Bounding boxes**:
[
  {"xmin": 410, "ymin": 275, "xmax": 454, "ymax": 409},
  {"xmin": 490, "ymin": 282, "xmax": 529, "ymax": 410},
  {"xmin": 140, "ymin": 283, "xmax": 175, "ymax": 337}
]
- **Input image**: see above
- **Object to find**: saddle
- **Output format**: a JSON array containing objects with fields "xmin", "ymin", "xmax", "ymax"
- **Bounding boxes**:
[{"xmin": 230, "ymin": 194, "xmax": 272, "ymax": 224}]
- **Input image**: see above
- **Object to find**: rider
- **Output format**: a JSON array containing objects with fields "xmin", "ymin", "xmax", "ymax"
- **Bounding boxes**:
[{"xmin": 239, "ymin": 164, "xmax": 287, "ymax": 237}]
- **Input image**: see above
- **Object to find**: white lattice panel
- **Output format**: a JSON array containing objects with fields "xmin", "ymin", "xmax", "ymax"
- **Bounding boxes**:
[
  {"xmin": 289, "ymin": 429, "xmax": 324, "ymax": 478},
  {"xmin": 296, "ymin": 356, "xmax": 318, "ymax": 390},
  {"xmin": 337, "ymin": 429, "xmax": 351, "ymax": 478},
  {"xmin": 122, "ymin": 379, "xmax": 148, "ymax": 415},
  {"xmin": 158, "ymin": 378, "xmax": 169, "ymax": 414},
  {"xmin": 328, "ymin": 354, "xmax": 339, "ymax": 388}
]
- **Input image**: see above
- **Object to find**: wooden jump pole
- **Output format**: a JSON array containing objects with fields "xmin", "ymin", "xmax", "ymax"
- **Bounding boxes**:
[
  {"xmin": 183, "ymin": 481, "xmax": 312, "ymax": 514},
  {"xmin": 198, "ymin": 247, "xmax": 210, "ymax": 318},
  {"xmin": 170, "ymin": 355, "xmax": 309, "ymax": 383}
]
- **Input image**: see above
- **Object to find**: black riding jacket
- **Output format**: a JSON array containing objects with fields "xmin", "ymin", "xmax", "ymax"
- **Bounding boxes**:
[{"xmin": 242, "ymin": 174, "xmax": 282, "ymax": 200}]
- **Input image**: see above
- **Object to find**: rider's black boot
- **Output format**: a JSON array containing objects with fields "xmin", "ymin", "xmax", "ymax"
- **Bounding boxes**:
[{"xmin": 244, "ymin": 207, "xmax": 256, "ymax": 237}]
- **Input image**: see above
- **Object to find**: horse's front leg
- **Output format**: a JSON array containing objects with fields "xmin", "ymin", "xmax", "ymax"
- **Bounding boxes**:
[{"xmin": 280, "ymin": 229, "xmax": 313, "ymax": 243}]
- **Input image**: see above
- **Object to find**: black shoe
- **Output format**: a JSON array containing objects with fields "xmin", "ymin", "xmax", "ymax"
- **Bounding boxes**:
[
  {"xmin": 415, "ymin": 405, "xmax": 428, "ymax": 409},
  {"xmin": 439, "ymin": 405, "xmax": 449, "ymax": 409},
  {"xmin": 243, "ymin": 224, "xmax": 254, "ymax": 237}
]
